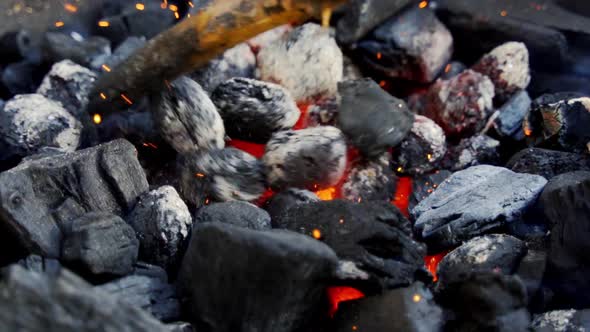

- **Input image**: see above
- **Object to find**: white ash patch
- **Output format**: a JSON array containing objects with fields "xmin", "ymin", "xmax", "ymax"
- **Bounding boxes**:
[
  {"xmin": 488, "ymin": 42, "xmax": 530, "ymax": 90},
  {"xmin": 256, "ymin": 23, "xmax": 343, "ymax": 102},
  {"xmin": 342, "ymin": 153, "xmax": 394, "ymax": 202},
  {"xmin": 568, "ymin": 97, "xmax": 590, "ymax": 111},
  {"xmin": 532, "ymin": 310, "xmax": 579, "ymax": 332},
  {"xmin": 409, "ymin": 14, "xmax": 453, "ymax": 82},
  {"xmin": 248, "ymin": 24, "xmax": 292, "ymax": 51}
]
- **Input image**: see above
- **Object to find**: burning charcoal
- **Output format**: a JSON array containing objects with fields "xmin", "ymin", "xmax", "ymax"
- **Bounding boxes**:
[
  {"xmin": 356, "ymin": 6, "xmax": 453, "ymax": 83},
  {"xmin": 333, "ymin": 282, "xmax": 443, "ymax": 332},
  {"xmin": 36, "ymin": 60, "xmax": 97, "ymax": 119},
  {"xmin": 91, "ymin": 36, "xmax": 146, "ymax": 71},
  {"xmin": 0, "ymin": 139, "xmax": 148, "ymax": 257},
  {"xmin": 179, "ymin": 148, "xmax": 266, "ymax": 207},
  {"xmin": 532, "ymin": 309, "xmax": 590, "ymax": 331},
  {"xmin": 211, "ymin": 78, "xmax": 300, "ymax": 143},
  {"xmin": 507, "ymin": 148, "xmax": 590, "ymax": 179},
  {"xmin": 264, "ymin": 188, "xmax": 319, "ymax": 222},
  {"xmin": 409, "ymin": 170, "xmax": 452, "ymax": 211},
  {"xmin": 42, "ymin": 32, "xmax": 111, "ymax": 67},
  {"xmin": 493, "ymin": 90, "xmax": 531, "ymax": 139},
  {"xmin": 274, "ymin": 200, "xmax": 426, "ymax": 290},
  {"xmin": 422, "ymin": 69, "xmax": 495, "ymax": 137},
  {"xmin": 0, "ymin": 264, "xmax": 169, "ymax": 331},
  {"xmin": 437, "ymin": 272, "xmax": 530, "ymax": 331},
  {"xmin": 540, "ymin": 171, "xmax": 590, "ymax": 308},
  {"xmin": 247, "ymin": 24, "xmax": 292, "ymax": 52},
  {"xmin": 97, "ymin": 263, "xmax": 180, "ymax": 321},
  {"xmin": 412, "ymin": 165, "xmax": 547, "ymax": 251},
  {"xmin": 307, "ymin": 98, "xmax": 340, "ymax": 127},
  {"xmin": 1, "ymin": 60, "xmax": 44, "ymax": 95},
  {"xmin": 151, "ymin": 76, "xmax": 225, "ymax": 155},
  {"xmin": 524, "ymin": 93, "xmax": 590, "ymax": 152},
  {"xmin": 472, "ymin": 42, "xmax": 531, "ymax": 103},
  {"xmin": 195, "ymin": 201, "xmax": 271, "ymax": 230},
  {"xmin": 341, "ymin": 153, "xmax": 397, "ymax": 202},
  {"xmin": 257, "ymin": 23, "xmax": 343, "ymax": 102},
  {"xmin": 336, "ymin": 0, "xmax": 413, "ymax": 45},
  {"xmin": 436, "ymin": 234, "xmax": 527, "ymax": 289},
  {"xmin": 338, "ymin": 79, "xmax": 414, "ymax": 157},
  {"xmin": 263, "ymin": 126, "xmax": 347, "ymax": 190},
  {"xmin": 18, "ymin": 255, "xmax": 61, "ymax": 275},
  {"xmin": 0, "ymin": 94, "xmax": 81, "ymax": 156},
  {"xmin": 190, "ymin": 43, "xmax": 256, "ymax": 94},
  {"xmin": 177, "ymin": 222, "xmax": 338, "ymax": 332},
  {"xmin": 126, "ymin": 186, "xmax": 192, "ymax": 271},
  {"xmin": 446, "ymin": 135, "xmax": 500, "ymax": 171},
  {"xmin": 394, "ymin": 115, "xmax": 447, "ymax": 175},
  {"xmin": 61, "ymin": 212, "xmax": 139, "ymax": 277},
  {"xmin": 440, "ymin": 61, "xmax": 466, "ymax": 80}
]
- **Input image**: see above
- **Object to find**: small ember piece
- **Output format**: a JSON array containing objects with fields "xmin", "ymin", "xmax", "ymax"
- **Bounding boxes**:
[
  {"xmin": 263, "ymin": 126, "xmax": 347, "ymax": 190},
  {"xmin": 211, "ymin": 78, "xmax": 299, "ymax": 143},
  {"xmin": 178, "ymin": 148, "xmax": 266, "ymax": 207},
  {"xmin": 394, "ymin": 115, "xmax": 447, "ymax": 175},
  {"xmin": 151, "ymin": 76, "xmax": 225, "ymax": 155},
  {"xmin": 356, "ymin": 5, "xmax": 453, "ymax": 83},
  {"xmin": 524, "ymin": 92, "xmax": 590, "ymax": 152},
  {"xmin": 472, "ymin": 42, "xmax": 531, "ymax": 103},
  {"xmin": 422, "ymin": 69, "xmax": 495, "ymax": 137},
  {"xmin": 338, "ymin": 79, "xmax": 414, "ymax": 157},
  {"xmin": 341, "ymin": 153, "xmax": 397, "ymax": 202},
  {"xmin": 257, "ymin": 23, "xmax": 343, "ymax": 102}
]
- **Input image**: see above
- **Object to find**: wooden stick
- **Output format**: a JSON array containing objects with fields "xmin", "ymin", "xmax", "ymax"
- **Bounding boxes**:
[{"xmin": 88, "ymin": 0, "xmax": 348, "ymax": 115}]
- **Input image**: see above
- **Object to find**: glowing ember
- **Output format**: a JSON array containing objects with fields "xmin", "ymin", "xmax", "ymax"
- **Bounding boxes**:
[
  {"xmin": 142, "ymin": 142, "xmax": 158, "ymax": 149},
  {"xmin": 413, "ymin": 294, "xmax": 422, "ymax": 302},
  {"xmin": 322, "ymin": 7, "xmax": 333, "ymax": 27},
  {"xmin": 379, "ymin": 80, "xmax": 386, "ymax": 88},
  {"xmin": 136, "ymin": 3, "xmax": 145, "ymax": 10},
  {"xmin": 64, "ymin": 3, "xmax": 78, "ymax": 13},
  {"xmin": 392, "ymin": 177, "xmax": 412, "ymax": 217},
  {"xmin": 93, "ymin": 114, "xmax": 102, "ymax": 124},
  {"xmin": 293, "ymin": 103, "xmax": 310, "ymax": 130},
  {"xmin": 315, "ymin": 187, "xmax": 336, "ymax": 201},
  {"xmin": 312, "ymin": 228, "xmax": 322, "ymax": 239},
  {"xmin": 204, "ymin": 198, "xmax": 211, "ymax": 205},
  {"xmin": 98, "ymin": 21, "xmax": 110, "ymax": 27},
  {"xmin": 188, "ymin": 1, "xmax": 194, "ymax": 8},
  {"xmin": 444, "ymin": 63, "xmax": 452, "ymax": 73},
  {"xmin": 55, "ymin": 21, "xmax": 65, "ymax": 28},
  {"xmin": 161, "ymin": 0, "xmax": 167, "ymax": 9},
  {"xmin": 100, "ymin": 92, "xmax": 107, "ymax": 100},
  {"xmin": 419, "ymin": 1, "xmax": 428, "ymax": 9},
  {"xmin": 169, "ymin": 4, "xmax": 178, "ymax": 11},
  {"xmin": 500, "ymin": 10, "xmax": 507, "ymax": 17},
  {"xmin": 227, "ymin": 139, "xmax": 266, "ymax": 159},
  {"xmin": 101, "ymin": 64, "xmax": 111, "ymax": 72},
  {"xmin": 121, "ymin": 93, "xmax": 133, "ymax": 105},
  {"xmin": 327, "ymin": 286, "xmax": 365, "ymax": 317},
  {"xmin": 376, "ymin": 52, "xmax": 382, "ymax": 60},
  {"xmin": 352, "ymin": 326, "xmax": 358, "ymax": 331},
  {"xmin": 174, "ymin": 11, "xmax": 180, "ymax": 19},
  {"xmin": 396, "ymin": 166, "xmax": 403, "ymax": 173},
  {"xmin": 425, "ymin": 251, "xmax": 449, "ymax": 282},
  {"xmin": 195, "ymin": 173, "xmax": 205, "ymax": 178}
]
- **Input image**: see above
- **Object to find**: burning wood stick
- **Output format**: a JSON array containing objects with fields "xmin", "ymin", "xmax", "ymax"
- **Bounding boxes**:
[{"xmin": 88, "ymin": 0, "xmax": 348, "ymax": 115}]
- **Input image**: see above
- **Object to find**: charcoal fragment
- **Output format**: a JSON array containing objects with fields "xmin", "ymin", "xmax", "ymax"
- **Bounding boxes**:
[
  {"xmin": 507, "ymin": 148, "xmax": 590, "ymax": 179},
  {"xmin": 446, "ymin": 134, "xmax": 500, "ymax": 171},
  {"xmin": 341, "ymin": 153, "xmax": 397, "ymax": 202},
  {"xmin": 394, "ymin": 115, "xmax": 447, "ymax": 175},
  {"xmin": 195, "ymin": 201, "xmax": 271, "ymax": 230},
  {"xmin": 151, "ymin": 76, "xmax": 225, "ymax": 155},
  {"xmin": 263, "ymin": 126, "xmax": 347, "ymax": 190},
  {"xmin": 338, "ymin": 79, "xmax": 414, "ymax": 157},
  {"xmin": 409, "ymin": 170, "xmax": 452, "ymax": 211},
  {"xmin": 264, "ymin": 188, "xmax": 319, "ymax": 223},
  {"xmin": 532, "ymin": 309, "xmax": 590, "ymax": 331},
  {"xmin": 493, "ymin": 90, "xmax": 531, "ymax": 139},
  {"xmin": 42, "ymin": 32, "xmax": 111, "ymax": 67},
  {"xmin": 211, "ymin": 78, "xmax": 299, "ymax": 143}
]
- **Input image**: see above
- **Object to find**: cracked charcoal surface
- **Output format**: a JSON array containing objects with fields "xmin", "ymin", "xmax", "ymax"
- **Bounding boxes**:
[
  {"xmin": 446, "ymin": 135, "xmax": 500, "ymax": 171},
  {"xmin": 412, "ymin": 165, "xmax": 547, "ymax": 251},
  {"xmin": 126, "ymin": 186, "xmax": 192, "ymax": 271},
  {"xmin": 151, "ymin": 76, "xmax": 225, "ymax": 155},
  {"xmin": 195, "ymin": 201, "xmax": 271, "ymax": 230},
  {"xmin": 0, "ymin": 93, "xmax": 81, "ymax": 156},
  {"xmin": 263, "ymin": 126, "xmax": 347, "ymax": 191},
  {"xmin": 341, "ymin": 153, "xmax": 397, "ymax": 203},
  {"xmin": 507, "ymin": 148, "xmax": 590, "ymax": 179},
  {"xmin": 211, "ymin": 78, "xmax": 299, "ymax": 143},
  {"xmin": 179, "ymin": 147, "xmax": 266, "ymax": 207},
  {"xmin": 394, "ymin": 115, "xmax": 447, "ymax": 175},
  {"xmin": 257, "ymin": 23, "xmax": 343, "ymax": 102},
  {"xmin": 338, "ymin": 79, "xmax": 414, "ymax": 157},
  {"xmin": 264, "ymin": 188, "xmax": 319, "ymax": 223}
]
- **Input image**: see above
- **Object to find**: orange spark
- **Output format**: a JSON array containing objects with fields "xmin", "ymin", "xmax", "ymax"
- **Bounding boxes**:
[
  {"xmin": 379, "ymin": 80, "xmax": 386, "ymax": 88},
  {"xmin": 188, "ymin": 1, "xmax": 194, "ymax": 8},
  {"xmin": 169, "ymin": 4, "xmax": 178, "ymax": 11},
  {"xmin": 99, "ymin": 92, "xmax": 107, "ymax": 100},
  {"xmin": 98, "ymin": 21, "xmax": 110, "ymax": 27},
  {"xmin": 444, "ymin": 63, "xmax": 452, "ymax": 73},
  {"xmin": 55, "ymin": 21, "xmax": 65, "ymax": 27},
  {"xmin": 121, "ymin": 93, "xmax": 133, "ymax": 105},
  {"xmin": 142, "ymin": 142, "xmax": 158, "ymax": 149},
  {"xmin": 315, "ymin": 187, "xmax": 336, "ymax": 201},
  {"xmin": 195, "ymin": 173, "xmax": 205, "ymax": 178},
  {"xmin": 392, "ymin": 177, "xmax": 412, "ymax": 217},
  {"xmin": 413, "ymin": 294, "xmax": 422, "ymax": 302},
  {"xmin": 64, "ymin": 3, "xmax": 78, "ymax": 13},
  {"xmin": 500, "ymin": 10, "xmax": 507, "ymax": 17},
  {"xmin": 312, "ymin": 229, "xmax": 322, "ymax": 240},
  {"xmin": 327, "ymin": 286, "xmax": 365, "ymax": 317},
  {"xmin": 93, "ymin": 114, "xmax": 102, "ymax": 124},
  {"xmin": 419, "ymin": 1, "xmax": 428, "ymax": 9},
  {"xmin": 425, "ymin": 251, "xmax": 449, "ymax": 282},
  {"xmin": 101, "ymin": 64, "xmax": 111, "ymax": 72},
  {"xmin": 161, "ymin": 0, "xmax": 168, "ymax": 9},
  {"xmin": 174, "ymin": 11, "xmax": 180, "ymax": 19},
  {"xmin": 136, "ymin": 3, "xmax": 145, "ymax": 10},
  {"xmin": 376, "ymin": 52, "xmax": 382, "ymax": 60}
]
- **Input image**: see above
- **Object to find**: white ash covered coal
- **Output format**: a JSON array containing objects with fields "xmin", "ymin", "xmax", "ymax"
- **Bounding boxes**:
[
  {"xmin": 151, "ymin": 76, "xmax": 225, "ymax": 155},
  {"xmin": 394, "ymin": 115, "xmax": 447, "ymax": 175},
  {"xmin": 341, "ymin": 153, "xmax": 397, "ymax": 202},
  {"xmin": 247, "ymin": 24, "xmax": 292, "ymax": 52},
  {"xmin": 211, "ymin": 78, "xmax": 299, "ymax": 143},
  {"xmin": 307, "ymin": 98, "xmax": 340, "ymax": 127},
  {"xmin": 532, "ymin": 309, "xmax": 590, "ymax": 331},
  {"xmin": 257, "ymin": 23, "xmax": 343, "ymax": 102},
  {"xmin": 263, "ymin": 126, "xmax": 347, "ymax": 190},
  {"xmin": 445, "ymin": 135, "xmax": 500, "ymax": 171}
]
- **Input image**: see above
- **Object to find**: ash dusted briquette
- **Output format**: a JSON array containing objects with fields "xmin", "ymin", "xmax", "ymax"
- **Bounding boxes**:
[
  {"xmin": 179, "ymin": 147, "xmax": 266, "ymax": 207},
  {"xmin": 394, "ymin": 115, "xmax": 447, "ymax": 175},
  {"xmin": 151, "ymin": 76, "xmax": 225, "ymax": 155},
  {"xmin": 341, "ymin": 153, "xmax": 397, "ymax": 202},
  {"xmin": 263, "ymin": 126, "xmax": 347, "ymax": 190},
  {"xmin": 211, "ymin": 77, "xmax": 300, "ymax": 143}
]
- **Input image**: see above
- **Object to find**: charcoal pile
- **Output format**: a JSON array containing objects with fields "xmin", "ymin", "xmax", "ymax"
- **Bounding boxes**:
[{"xmin": 1, "ymin": 0, "xmax": 590, "ymax": 331}]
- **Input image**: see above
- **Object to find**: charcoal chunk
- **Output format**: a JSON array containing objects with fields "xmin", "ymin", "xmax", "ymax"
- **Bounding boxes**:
[
  {"xmin": 177, "ymin": 222, "xmax": 338, "ymax": 332},
  {"xmin": 264, "ymin": 188, "xmax": 319, "ymax": 222},
  {"xmin": 18, "ymin": 255, "xmax": 61, "ymax": 275},
  {"xmin": 409, "ymin": 170, "xmax": 452, "ymax": 211},
  {"xmin": 97, "ymin": 263, "xmax": 180, "ymax": 321},
  {"xmin": 532, "ymin": 309, "xmax": 590, "ymax": 331},
  {"xmin": 257, "ymin": 23, "xmax": 343, "ymax": 102},
  {"xmin": 446, "ymin": 134, "xmax": 500, "ymax": 171},
  {"xmin": 36, "ymin": 60, "xmax": 97, "ymax": 119},
  {"xmin": 507, "ymin": 148, "xmax": 590, "ymax": 179},
  {"xmin": 333, "ymin": 282, "xmax": 443, "ymax": 332},
  {"xmin": 0, "ymin": 139, "xmax": 148, "ymax": 257},
  {"xmin": 191, "ymin": 43, "xmax": 256, "ymax": 94},
  {"xmin": 211, "ymin": 78, "xmax": 299, "ymax": 143},
  {"xmin": 1, "ymin": 60, "xmax": 44, "ymax": 94},
  {"xmin": 0, "ymin": 94, "xmax": 81, "ymax": 156},
  {"xmin": 412, "ymin": 165, "xmax": 547, "ymax": 251},
  {"xmin": 95, "ymin": 36, "xmax": 146, "ymax": 70},
  {"xmin": 0, "ymin": 264, "xmax": 168, "ymax": 331},
  {"xmin": 515, "ymin": 249, "xmax": 547, "ymax": 307},
  {"xmin": 127, "ymin": 186, "xmax": 192, "ymax": 271},
  {"xmin": 494, "ymin": 90, "xmax": 531, "ymax": 139},
  {"xmin": 263, "ymin": 126, "xmax": 347, "ymax": 190},
  {"xmin": 436, "ymin": 234, "xmax": 527, "ymax": 289},
  {"xmin": 341, "ymin": 153, "xmax": 397, "ymax": 202},
  {"xmin": 42, "ymin": 32, "xmax": 111, "ymax": 67},
  {"xmin": 356, "ymin": 6, "xmax": 453, "ymax": 83},
  {"xmin": 422, "ymin": 69, "xmax": 495, "ymax": 137},
  {"xmin": 338, "ymin": 79, "xmax": 414, "ymax": 157},
  {"xmin": 274, "ymin": 200, "xmax": 426, "ymax": 290},
  {"xmin": 247, "ymin": 25, "xmax": 292, "ymax": 52},
  {"xmin": 62, "ymin": 212, "xmax": 139, "ymax": 277},
  {"xmin": 195, "ymin": 201, "xmax": 271, "ymax": 230},
  {"xmin": 540, "ymin": 171, "xmax": 590, "ymax": 308},
  {"xmin": 179, "ymin": 148, "xmax": 266, "ymax": 207},
  {"xmin": 151, "ymin": 76, "xmax": 225, "ymax": 155},
  {"xmin": 472, "ymin": 42, "xmax": 531, "ymax": 103},
  {"xmin": 394, "ymin": 115, "xmax": 446, "ymax": 175}
]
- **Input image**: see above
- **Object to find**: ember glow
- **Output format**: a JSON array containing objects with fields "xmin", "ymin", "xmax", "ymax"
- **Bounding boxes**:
[
  {"xmin": 413, "ymin": 294, "xmax": 422, "ymax": 302},
  {"xmin": 327, "ymin": 286, "xmax": 365, "ymax": 317},
  {"xmin": 55, "ymin": 21, "xmax": 65, "ymax": 28},
  {"xmin": 136, "ymin": 3, "xmax": 145, "ymax": 11},
  {"xmin": 64, "ymin": 3, "xmax": 78, "ymax": 13},
  {"xmin": 121, "ymin": 93, "xmax": 133, "ymax": 105},
  {"xmin": 293, "ymin": 103, "xmax": 310, "ymax": 130},
  {"xmin": 100, "ymin": 92, "xmax": 107, "ymax": 100},
  {"xmin": 425, "ymin": 251, "xmax": 449, "ymax": 282},
  {"xmin": 227, "ymin": 139, "xmax": 266, "ymax": 159},
  {"xmin": 419, "ymin": 1, "xmax": 428, "ymax": 9},
  {"xmin": 315, "ymin": 187, "xmax": 337, "ymax": 200},
  {"xmin": 392, "ymin": 177, "xmax": 412, "ymax": 217},
  {"xmin": 93, "ymin": 114, "xmax": 102, "ymax": 124},
  {"xmin": 101, "ymin": 64, "xmax": 112, "ymax": 72},
  {"xmin": 312, "ymin": 228, "xmax": 322, "ymax": 240},
  {"xmin": 98, "ymin": 21, "xmax": 110, "ymax": 28}
]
